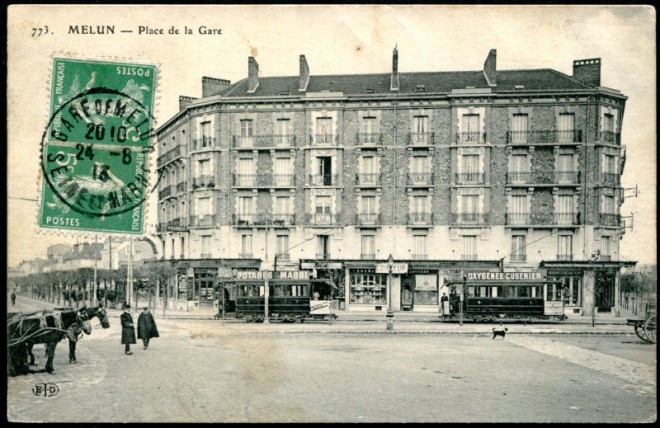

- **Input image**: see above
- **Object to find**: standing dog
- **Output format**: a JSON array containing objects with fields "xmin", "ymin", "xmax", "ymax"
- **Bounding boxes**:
[{"xmin": 492, "ymin": 326, "xmax": 508, "ymax": 339}]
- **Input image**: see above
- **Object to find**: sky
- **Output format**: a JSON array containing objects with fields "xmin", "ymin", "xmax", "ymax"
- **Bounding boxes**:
[{"xmin": 7, "ymin": 5, "xmax": 657, "ymax": 267}]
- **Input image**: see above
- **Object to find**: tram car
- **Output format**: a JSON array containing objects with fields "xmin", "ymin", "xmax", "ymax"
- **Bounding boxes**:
[
  {"xmin": 446, "ymin": 280, "xmax": 567, "ymax": 322},
  {"xmin": 234, "ymin": 277, "xmax": 338, "ymax": 322}
]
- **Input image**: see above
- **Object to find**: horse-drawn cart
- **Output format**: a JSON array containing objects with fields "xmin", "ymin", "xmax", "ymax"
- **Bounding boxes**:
[{"xmin": 627, "ymin": 301, "xmax": 656, "ymax": 344}]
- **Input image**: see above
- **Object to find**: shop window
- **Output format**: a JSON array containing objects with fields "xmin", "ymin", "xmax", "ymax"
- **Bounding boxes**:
[
  {"xmin": 350, "ymin": 273, "xmax": 386, "ymax": 305},
  {"xmin": 550, "ymin": 274, "xmax": 582, "ymax": 306}
]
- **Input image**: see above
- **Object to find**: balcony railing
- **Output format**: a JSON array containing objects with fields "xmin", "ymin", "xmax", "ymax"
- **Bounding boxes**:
[
  {"xmin": 308, "ymin": 174, "xmax": 338, "ymax": 186},
  {"xmin": 507, "ymin": 130, "xmax": 582, "ymax": 145},
  {"xmin": 407, "ymin": 172, "xmax": 434, "ymax": 186},
  {"xmin": 599, "ymin": 213, "xmax": 621, "ymax": 227},
  {"xmin": 277, "ymin": 253, "xmax": 291, "ymax": 261},
  {"xmin": 312, "ymin": 133, "xmax": 336, "ymax": 146},
  {"xmin": 356, "ymin": 213, "xmax": 381, "ymax": 225},
  {"xmin": 232, "ymin": 134, "xmax": 296, "ymax": 148},
  {"xmin": 554, "ymin": 171, "xmax": 580, "ymax": 184},
  {"xmin": 411, "ymin": 254, "xmax": 429, "ymax": 260},
  {"xmin": 316, "ymin": 253, "xmax": 331, "ymax": 260},
  {"xmin": 200, "ymin": 253, "xmax": 213, "ymax": 259},
  {"xmin": 157, "ymin": 145, "xmax": 187, "ymax": 168},
  {"xmin": 190, "ymin": 214, "xmax": 217, "ymax": 227},
  {"xmin": 357, "ymin": 133, "xmax": 382, "ymax": 145},
  {"xmin": 232, "ymin": 214, "xmax": 296, "ymax": 227},
  {"xmin": 159, "ymin": 186, "xmax": 172, "ymax": 200},
  {"xmin": 408, "ymin": 132, "xmax": 435, "ymax": 146},
  {"xmin": 556, "ymin": 254, "xmax": 573, "ymax": 261},
  {"xmin": 510, "ymin": 254, "xmax": 527, "ymax": 262},
  {"xmin": 599, "ymin": 255, "xmax": 612, "ymax": 261},
  {"xmin": 554, "ymin": 212, "xmax": 578, "ymax": 225},
  {"xmin": 193, "ymin": 136, "xmax": 216, "ymax": 150},
  {"xmin": 272, "ymin": 174, "xmax": 295, "ymax": 186},
  {"xmin": 599, "ymin": 172, "xmax": 620, "ymax": 186},
  {"xmin": 452, "ymin": 213, "xmax": 489, "ymax": 225},
  {"xmin": 600, "ymin": 131, "xmax": 621, "ymax": 145},
  {"xmin": 461, "ymin": 254, "xmax": 478, "ymax": 261},
  {"xmin": 507, "ymin": 172, "xmax": 531, "ymax": 184},
  {"xmin": 176, "ymin": 181, "xmax": 188, "ymax": 193},
  {"xmin": 239, "ymin": 252, "xmax": 254, "ymax": 259},
  {"xmin": 167, "ymin": 218, "xmax": 189, "ymax": 232},
  {"xmin": 193, "ymin": 176, "xmax": 216, "ymax": 189},
  {"xmin": 272, "ymin": 213, "xmax": 296, "ymax": 227},
  {"xmin": 157, "ymin": 223, "xmax": 168, "ymax": 233},
  {"xmin": 457, "ymin": 131, "xmax": 484, "ymax": 144},
  {"xmin": 233, "ymin": 174, "xmax": 256, "ymax": 187},
  {"xmin": 506, "ymin": 213, "xmax": 531, "ymax": 225},
  {"xmin": 361, "ymin": 253, "xmax": 376, "ymax": 260},
  {"xmin": 306, "ymin": 213, "xmax": 342, "ymax": 226},
  {"xmin": 356, "ymin": 173, "xmax": 382, "ymax": 186},
  {"xmin": 455, "ymin": 172, "xmax": 485, "ymax": 185},
  {"xmin": 407, "ymin": 212, "xmax": 433, "ymax": 225}
]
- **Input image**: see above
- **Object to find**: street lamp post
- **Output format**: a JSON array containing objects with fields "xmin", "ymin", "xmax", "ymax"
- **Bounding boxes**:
[{"xmin": 386, "ymin": 254, "xmax": 395, "ymax": 331}]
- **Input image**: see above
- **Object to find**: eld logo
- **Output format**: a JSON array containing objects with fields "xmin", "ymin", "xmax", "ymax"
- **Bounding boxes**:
[{"xmin": 32, "ymin": 382, "xmax": 59, "ymax": 397}]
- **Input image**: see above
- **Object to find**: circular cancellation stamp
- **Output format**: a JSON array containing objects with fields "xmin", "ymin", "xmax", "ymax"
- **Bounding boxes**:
[{"xmin": 39, "ymin": 58, "xmax": 158, "ymax": 234}]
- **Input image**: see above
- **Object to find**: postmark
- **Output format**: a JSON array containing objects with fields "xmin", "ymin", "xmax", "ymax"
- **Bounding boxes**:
[{"xmin": 39, "ymin": 58, "xmax": 158, "ymax": 234}]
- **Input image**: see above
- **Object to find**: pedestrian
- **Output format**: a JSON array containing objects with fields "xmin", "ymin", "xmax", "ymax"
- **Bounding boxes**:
[
  {"xmin": 441, "ymin": 293, "xmax": 450, "ymax": 317},
  {"xmin": 137, "ymin": 306, "xmax": 159, "ymax": 350},
  {"xmin": 67, "ymin": 305, "xmax": 88, "ymax": 363},
  {"xmin": 120, "ymin": 303, "xmax": 136, "ymax": 355},
  {"xmin": 11, "ymin": 291, "xmax": 16, "ymax": 305}
]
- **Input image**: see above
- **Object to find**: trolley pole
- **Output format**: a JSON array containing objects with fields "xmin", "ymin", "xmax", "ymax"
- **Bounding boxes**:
[
  {"xmin": 264, "ymin": 278, "xmax": 270, "ymax": 324},
  {"xmin": 460, "ymin": 275, "xmax": 466, "ymax": 326},
  {"xmin": 386, "ymin": 254, "xmax": 395, "ymax": 331}
]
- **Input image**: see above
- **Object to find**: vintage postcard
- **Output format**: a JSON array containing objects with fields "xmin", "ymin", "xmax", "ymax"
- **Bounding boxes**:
[{"xmin": 7, "ymin": 4, "xmax": 656, "ymax": 423}]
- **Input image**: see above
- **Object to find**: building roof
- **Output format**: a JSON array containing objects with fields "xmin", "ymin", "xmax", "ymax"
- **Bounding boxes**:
[{"xmin": 214, "ymin": 68, "xmax": 591, "ymax": 99}]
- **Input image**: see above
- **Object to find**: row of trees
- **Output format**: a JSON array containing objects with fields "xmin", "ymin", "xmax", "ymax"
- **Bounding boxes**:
[{"xmin": 620, "ymin": 265, "xmax": 657, "ymax": 316}]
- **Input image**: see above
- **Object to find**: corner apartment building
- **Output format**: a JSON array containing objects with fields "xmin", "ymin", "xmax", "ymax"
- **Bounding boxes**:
[{"xmin": 155, "ymin": 48, "xmax": 633, "ymax": 315}]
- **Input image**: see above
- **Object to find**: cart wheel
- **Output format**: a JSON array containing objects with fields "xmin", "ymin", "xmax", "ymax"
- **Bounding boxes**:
[
  {"xmin": 643, "ymin": 315, "xmax": 656, "ymax": 344},
  {"xmin": 634, "ymin": 322, "xmax": 647, "ymax": 341}
]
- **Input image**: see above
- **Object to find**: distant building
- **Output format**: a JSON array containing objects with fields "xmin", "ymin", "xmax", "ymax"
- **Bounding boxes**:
[{"xmin": 155, "ymin": 48, "xmax": 634, "ymax": 315}]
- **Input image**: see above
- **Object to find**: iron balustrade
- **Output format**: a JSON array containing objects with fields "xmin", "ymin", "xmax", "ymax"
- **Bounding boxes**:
[
  {"xmin": 554, "ymin": 212, "xmax": 578, "ymax": 225},
  {"xmin": 159, "ymin": 186, "xmax": 172, "ymax": 199},
  {"xmin": 306, "ymin": 213, "xmax": 342, "ymax": 225},
  {"xmin": 271, "ymin": 174, "xmax": 295, "ymax": 186},
  {"xmin": 272, "ymin": 213, "xmax": 296, "ymax": 226},
  {"xmin": 312, "ymin": 133, "xmax": 336, "ymax": 146},
  {"xmin": 277, "ymin": 253, "xmax": 291, "ymax": 261},
  {"xmin": 157, "ymin": 223, "xmax": 168, "ymax": 233},
  {"xmin": 407, "ymin": 212, "xmax": 433, "ymax": 224},
  {"xmin": 556, "ymin": 254, "xmax": 573, "ymax": 261},
  {"xmin": 357, "ymin": 133, "xmax": 382, "ymax": 145},
  {"xmin": 193, "ymin": 176, "xmax": 215, "ymax": 189},
  {"xmin": 308, "ymin": 174, "xmax": 338, "ymax": 186},
  {"xmin": 507, "ymin": 130, "xmax": 582, "ymax": 145},
  {"xmin": 233, "ymin": 174, "xmax": 256, "ymax": 186},
  {"xmin": 455, "ymin": 172, "xmax": 485, "ymax": 185},
  {"xmin": 506, "ymin": 213, "xmax": 531, "ymax": 225},
  {"xmin": 461, "ymin": 254, "xmax": 478, "ymax": 261},
  {"xmin": 411, "ymin": 254, "xmax": 429, "ymax": 260},
  {"xmin": 554, "ymin": 171, "xmax": 580, "ymax": 184},
  {"xmin": 193, "ymin": 137, "xmax": 216, "ymax": 150},
  {"xmin": 232, "ymin": 134, "xmax": 296, "ymax": 148},
  {"xmin": 157, "ymin": 145, "xmax": 187, "ymax": 168},
  {"xmin": 452, "ymin": 213, "xmax": 489, "ymax": 225},
  {"xmin": 167, "ymin": 218, "xmax": 189, "ymax": 232},
  {"xmin": 507, "ymin": 172, "xmax": 531, "ymax": 184},
  {"xmin": 232, "ymin": 214, "xmax": 295, "ymax": 227},
  {"xmin": 190, "ymin": 214, "xmax": 217, "ymax": 227},
  {"xmin": 599, "ymin": 213, "xmax": 621, "ymax": 227},
  {"xmin": 600, "ymin": 172, "xmax": 620, "ymax": 186},
  {"xmin": 239, "ymin": 253, "xmax": 254, "ymax": 259},
  {"xmin": 408, "ymin": 132, "xmax": 435, "ymax": 146},
  {"xmin": 356, "ymin": 213, "xmax": 381, "ymax": 225},
  {"xmin": 600, "ymin": 131, "xmax": 621, "ymax": 145},
  {"xmin": 200, "ymin": 253, "xmax": 213, "ymax": 259},
  {"xmin": 316, "ymin": 253, "xmax": 331, "ymax": 260},
  {"xmin": 356, "ymin": 173, "xmax": 382, "ymax": 186},
  {"xmin": 361, "ymin": 253, "xmax": 376, "ymax": 260},
  {"xmin": 176, "ymin": 181, "xmax": 188, "ymax": 193},
  {"xmin": 457, "ymin": 131, "xmax": 484, "ymax": 144},
  {"xmin": 599, "ymin": 255, "xmax": 612, "ymax": 261},
  {"xmin": 510, "ymin": 254, "xmax": 527, "ymax": 262},
  {"xmin": 407, "ymin": 172, "xmax": 434, "ymax": 185}
]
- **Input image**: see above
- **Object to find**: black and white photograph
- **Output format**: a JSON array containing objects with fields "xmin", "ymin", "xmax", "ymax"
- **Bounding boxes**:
[{"xmin": 6, "ymin": 4, "xmax": 656, "ymax": 423}]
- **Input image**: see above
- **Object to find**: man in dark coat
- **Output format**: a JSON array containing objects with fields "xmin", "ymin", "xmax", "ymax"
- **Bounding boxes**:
[
  {"xmin": 66, "ymin": 306, "xmax": 88, "ymax": 363},
  {"xmin": 137, "ymin": 306, "xmax": 159, "ymax": 350},
  {"xmin": 11, "ymin": 291, "xmax": 16, "ymax": 305},
  {"xmin": 120, "ymin": 303, "xmax": 136, "ymax": 355}
]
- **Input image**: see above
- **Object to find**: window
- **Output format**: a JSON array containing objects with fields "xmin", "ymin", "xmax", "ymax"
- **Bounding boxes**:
[
  {"xmin": 410, "ymin": 156, "xmax": 430, "ymax": 184},
  {"xmin": 601, "ymin": 236, "xmax": 611, "ymax": 260},
  {"xmin": 362, "ymin": 117, "xmax": 377, "ymax": 143},
  {"xmin": 604, "ymin": 113, "xmax": 615, "ymax": 135},
  {"xmin": 461, "ymin": 195, "xmax": 479, "ymax": 223},
  {"xmin": 558, "ymin": 113, "xmax": 575, "ymax": 142},
  {"xmin": 201, "ymin": 235, "xmax": 211, "ymax": 257},
  {"xmin": 276, "ymin": 235, "xmax": 290, "ymax": 261},
  {"xmin": 461, "ymin": 155, "xmax": 480, "ymax": 183},
  {"xmin": 198, "ymin": 159, "xmax": 210, "ymax": 177},
  {"xmin": 317, "ymin": 235, "xmax": 330, "ymax": 259},
  {"xmin": 317, "ymin": 156, "xmax": 333, "ymax": 186},
  {"xmin": 240, "ymin": 119, "xmax": 254, "ymax": 146},
  {"xmin": 511, "ymin": 235, "xmax": 526, "ymax": 262},
  {"xmin": 412, "ymin": 116, "xmax": 429, "ymax": 144},
  {"xmin": 316, "ymin": 117, "xmax": 333, "ymax": 144},
  {"xmin": 197, "ymin": 197, "xmax": 211, "ymax": 216},
  {"xmin": 461, "ymin": 235, "xmax": 477, "ymax": 260},
  {"xmin": 237, "ymin": 196, "xmax": 253, "ymax": 224},
  {"xmin": 556, "ymin": 195, "xmax": 574, "ymax": 225},
  {"xmin": 550, "ymin": 274, "xmax": 582, "ymax": 306},
  {"xmin": 273, "ymin": 157, "xmax": 292, "ymax": 186},
  {"xmin": 604, "ymin": 154, "xmax": 616, "ymax": 174},
  {"xmin": 350, "ymin": 273, "xmax": 387, "ymax": 305},
  {"xmin": 509, "ymin": 195, "xmax": 528, "ymax": 225},
  {"xmin": 509, "ymin": 155, "xmax": 529, "ymax": 183},
  {"xmin": 361, "ymin": 235, "xmax": 375, "ymax": 259},
  {"xmin": 180, "ymin": 237, "xmax": 185, "ymax": 258},
  {"xmin": 315, "ymin": 196, "xmax": 332, "ymax": 224},
  {"xmin": 360, "ymin": 156, "xmax": 377, "ymax": 184},
  {"xmin": 557, "ymin": 154, "xmax": 574, "ymax": 183},
  {"xmin": 276, "ymin": 119, "xmax": 291, "ymax": 145},
  {"xmin": 511, "ymin": 114, "xmax": 528, "ymax": 143},
  {"xmin": 603, "ymin": 195, "xmax": 615, "ymax": 214},
  {"xmin": 241, "ymin": 235, "xmax": 252, "ymax": 258},
  {"xmin": 237, "ymin": 158, "xmax": 255, "ymax": 186},
  {"xmin": 462, "ymin": 114, "xmax": 480, "ymax": 142},
  {"xmin": 410, "ymin": 195, "xmax": 428, "ymax": 222},
  {"xmin": 413, "ymin": 235, "xmax": 427, "ymax": 259},
  {"xmin": 200, "ymin": 121, "xmax": 212, "ymax": 147},
  {"xmin": 360, "ymin": 196, "xmax": 377, "ymax": 224},
  {"xmin": 273, "ymin": 196, "xmax": 290, "ymax": 215},
  {"xmin": 558, "ymin": 235, "xmax": 573, "ymax": 261}
]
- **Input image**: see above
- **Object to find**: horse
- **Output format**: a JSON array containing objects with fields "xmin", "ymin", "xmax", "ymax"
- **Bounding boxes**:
[{"xmin": 7, "ymin": 306, "xmax": 110, "ymax": 376}]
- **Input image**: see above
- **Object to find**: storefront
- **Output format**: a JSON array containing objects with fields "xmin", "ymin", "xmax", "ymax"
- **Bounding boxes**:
[{"xmin": 401, "ymin": 269, "xmax": 440, "ymax": 312}]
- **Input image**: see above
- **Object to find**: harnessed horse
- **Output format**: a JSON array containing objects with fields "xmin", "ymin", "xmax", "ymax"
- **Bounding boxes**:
[{"xmin": 7, "ymin": 306, "xmax": 110, "ymax": 376}]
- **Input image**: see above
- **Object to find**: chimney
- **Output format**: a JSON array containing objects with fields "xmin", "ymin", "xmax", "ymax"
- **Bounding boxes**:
[
  {"xmin": 202, "ymin": 76, "xmax": 231, "ymax": 97},
  {"xmin": 247, "ymin": 56, "xmax": 259, "ymax": 93},
  {"xmin": 484, "ymin": 49, "xmax": 497, "ymax": 86},
  {"xmin": 178, "ymin": 96, "xmax": 197, "ymax": 111},
  {"xmin": 299, "ymin": 55, "xmax": 310, "ymax": 92},
  {"xmin": 573, "ymin": 58, "xmax": 601, "ymax": 87},
  {"xmin": 390, "ymin": 46, "xmax": 400, "ymax": 91}
]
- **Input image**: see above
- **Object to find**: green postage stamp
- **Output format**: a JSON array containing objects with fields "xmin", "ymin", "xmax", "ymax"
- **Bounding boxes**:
[{"xmin": 39, "ymin": 58, "xmax": 158, "ymax": 234}]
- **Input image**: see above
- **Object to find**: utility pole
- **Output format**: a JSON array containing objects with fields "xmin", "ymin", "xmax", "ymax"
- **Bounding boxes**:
[
  {"xmin": 127, "ymin": 238, "xmax": 134, "ymax": 310},
  {"xmin": 93, "ymin": 236, "xmax": 98, "ymax": 306}
]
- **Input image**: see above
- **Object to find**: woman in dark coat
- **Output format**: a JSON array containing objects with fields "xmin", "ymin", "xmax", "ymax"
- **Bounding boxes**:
[
  {"xmin": 137, "ymin": 306, "xmax": 159, "ymax": 350},
  {"xmin": 120, "ymin": 304, "xmax": 136, "ymax": 355}
]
